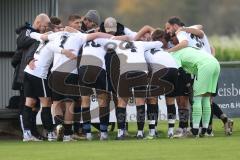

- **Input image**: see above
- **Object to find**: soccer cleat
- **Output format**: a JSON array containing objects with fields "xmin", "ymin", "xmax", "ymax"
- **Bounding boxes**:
[
  {"xmin": 205, "ymin": 132, "xmax": 214, "ymax": 137},
  {"xmin": 63, "ymin": 135, "xmax": 77, "ymax": 142},
  {"xmin": 23, "ymin": 130, "xmax": 42, "ymax": 142},
  {"xmin": 47, "ymin": 132, "xmax": 57, "ymax": 142},
  {"xmin": 228, "ymin": 119, "xmax": 234, "ymax": 135},
  {"xmin": 136, "ymin": 134, "xmax": 144, "ymax": 140},
  {"xmin": 224, "ymin": 120, "xmax": 232, "ymax": 136},
  {"xmin": 72, "ymin": 132, "xmax": 86, "ymax": 140},
  {"xmin": 144, "ymin": 134, "xmax": 156, "ymax": 140},
  {"xmin": 31, "ymin": 136, "xmax": 43, "ymax": 141},
  {"xmin": 123, "ymin": 129, "xmax": 129, "ymax": 137},
  {"xmin": 56, "ymin": 124, "xmax": 65, "ymax": 141},
  {"xmin": 100, "ymin": 132, "xmax": 108, "ymax": 141},
  {"xmin": 173, "ymin": 128, "xmax": 185, "ymax": 138},
  {"xmin": 115, "ymin": 135, "xmax": 125, "ymax": 140}
]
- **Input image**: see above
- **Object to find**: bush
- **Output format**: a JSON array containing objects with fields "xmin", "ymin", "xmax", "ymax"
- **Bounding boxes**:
[{"xmin": 210, "ymin": 35, "xmax": 240, "ymax": 61}]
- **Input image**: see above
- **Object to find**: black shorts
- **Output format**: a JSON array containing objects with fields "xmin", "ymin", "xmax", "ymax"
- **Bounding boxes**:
[
  {"xmin": 49, "ymin": 71, "xmax": 80, "ymax": 101},
  {"xmin": 78, "ymin": 65, "xmax": 107, "ymax": 96},
  {"xmin": 162, "ymin": 68, "xmax": 179, "ymax": 97},
  {"xmin": 118, "ymin": 71, "xmax": 148, "ymax": 98},
  {"xmin": 176, "ymin": 67, "xmax": 193, "ymax": 96},
  {"xmin": 24, "ymin": 72, "xmax": 51, "ymax": 98},
  {"xmin": 105, "ymin": 51, "xmax": 120, "ymax": 94},
  {"xmin": 147, "ymin": 68, "xmax": 178, "ymax": 97}
]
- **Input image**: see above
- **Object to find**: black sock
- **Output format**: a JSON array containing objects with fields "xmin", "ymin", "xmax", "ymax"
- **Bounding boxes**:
[
  {"xmin": 147, "ymin": 104, "xmax": 158, "ymax": 129},
  {"xmin": 208, "ymin": 104, "xmax": 213, "ymax": 127},
  {"xmin": 167, "ymin": 104, "xmax": 176, "ymax": 128},
  {"xmin": 201, "ymin": 128, "xmax": 207, "ymax": 135},
  {"xmin": 178, "ymin": 109, "xmax": 189, "ymax": 129},
  {"xmin": 136, "ymin": 105, "xmax": 145, "ymax": 131},
  {"xmin": 82, "ymin": 107, "xmax": 91, "ymax": 133},
  {"xmin": 64, "ymin": 124, "xmax": 73, "ymax": 136},
  {"xmin": 155, "ymin": 104, "xmax": 159, "ymax": 127},
  {"xmin": 73, "ymin": 107, "xmax": 81, "ymax": 133},
  {"xmin": 99, "ymin": 106, "xmax": 109, "ymax": 132},
  {"xmin": 212, "ymin": 102, "xmax": 228, "ymax": 124},
  {"xmin": 54, "ymin": 115, "xmax": 64, "ymax": 126},
  {"xmin": 116, "ymin": 107, "xmax": 126, "ymax": 130},
  {"xmin": 31, "ymin": 110, "xmax": 39, "ymax": 136},
  {"xmin": 41, "ymin": 107, "xmax": 54, "ymax": 132},
  {"xmin": 212, "ymin": 102, "xmax": 223, "ymax": 119},
  {"xmin": 23, "ymin": 105, "xmax": 33, "ymax": 130}
]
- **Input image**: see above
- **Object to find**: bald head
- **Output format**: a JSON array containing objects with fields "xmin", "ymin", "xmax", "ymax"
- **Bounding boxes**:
[{"xmin": 33, "ymin": 13, "xmax": 50, "ymax": 33}]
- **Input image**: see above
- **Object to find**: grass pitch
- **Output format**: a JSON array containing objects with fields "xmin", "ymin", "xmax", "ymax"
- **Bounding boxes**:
[{"xmin": 0, "ymin": 119, "xmax": 239, "ymax": 160}]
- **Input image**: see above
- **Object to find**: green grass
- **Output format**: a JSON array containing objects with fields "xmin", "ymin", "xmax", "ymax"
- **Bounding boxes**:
[{"xmin": 0, "ymin": 119, "xmax": 239, "ymax": 160}]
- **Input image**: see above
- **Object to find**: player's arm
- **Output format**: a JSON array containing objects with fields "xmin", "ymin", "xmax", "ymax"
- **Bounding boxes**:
[
  {"xmin": 190, "ymin": 24, "xmax": 203, "ymax": 30},
  {"xmin": 177, "ymin": 27, "xmax": 204, "ymax": 38},
  {"xmin": 86, "ymin": 32, "xmax": 113, "ymax": 41},
  {"xmin": 166, "ymin": 40, "xmax": 188, "ymax": 52},
  {"xmin": 30, "ymin": 32, "xmax": 52, "ymax": 41},
  {"xmin": 123, "ymin": 27, "xmax": 137, "ymax": 40},
  {"xmin": 111, "ymin": 35, "xmax": 131, "ymax": 41},
  {"xmin": 142, "ymin": 41, "xmax": 163, "ymax": 51},
  {"xmin": 134, "ymin": 25, "xmax": 155, "ymax": 41},
  {"xmin": 46, "ymin": 42, "xmax": 76, "ymax": 59}
]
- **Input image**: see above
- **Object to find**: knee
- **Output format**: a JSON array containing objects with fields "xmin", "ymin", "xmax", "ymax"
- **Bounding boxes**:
[{"xmin": 25, "ymin": 98, "xmax": 37, "ymax": 107}]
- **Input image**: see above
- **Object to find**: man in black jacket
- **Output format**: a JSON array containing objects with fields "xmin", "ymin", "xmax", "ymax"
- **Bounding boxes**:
[{"xmin": 12, "ymin": 13, "xmax": 50, "ymax": 141}]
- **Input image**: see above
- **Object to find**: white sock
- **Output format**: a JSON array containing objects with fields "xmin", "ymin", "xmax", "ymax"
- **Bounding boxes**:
[
  {"xmin": 118, "ymin": 129, "xmax": 124, "ymax": 137},
  {"xmin": 168, "ymin": 127, "xmax": 174, "ymax": 134},
  {"xmin": 86, "ymin": 133, "xmax": 92, "ymax": 138},
  {"xmin": 149, "ymin": 129, "xmax": 156, "ymax": 136},
  {"xmin": 137, "ymin": 130, "xmax": 143, "ymax": 136}
]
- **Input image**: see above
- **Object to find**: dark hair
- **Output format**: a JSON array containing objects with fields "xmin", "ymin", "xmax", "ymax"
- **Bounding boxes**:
[
  {"xmin": 168, "ymin": 16, "xmax": 185, "ymax": 26},
  {"xmin": 151, "ymin": 28, "xmax": 170, "ymax": 42},
  {"xmin": 68, "ymin": 14, "xmax": 81, "ymax": 22},
  {"xmin": 50, "ymin": 16, "xmax": 62, "ymax": 25}
]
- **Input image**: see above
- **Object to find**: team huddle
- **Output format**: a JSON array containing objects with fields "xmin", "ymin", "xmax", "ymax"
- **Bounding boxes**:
[{"xmin": 13, "ymin": 10, "xmax": 234, "ymax": 142}]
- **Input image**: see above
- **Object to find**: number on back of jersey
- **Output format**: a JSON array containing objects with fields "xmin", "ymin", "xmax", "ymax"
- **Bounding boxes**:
[
  {"xmin": 190, "ymin": 34, "xmax": 205, "ymax": 48},
  {"xmin": 125, "ymin": 42, "xmax": 137, "ymax": 52},
  {"xmin": 84, "ymin": 40, "xmax": 101, "ymax": 48}
]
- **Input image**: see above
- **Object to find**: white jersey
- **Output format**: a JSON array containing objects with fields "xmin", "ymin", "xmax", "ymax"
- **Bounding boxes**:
[
  {"xmin": 25, "ymin": 34, "xmax": 62, "ymax": 79},
  {"xmin": 81, "ymin": 38, "xmax": 109, "ymax": 70},
  {"xmin": 109, "ymin": 40, "xmax": 163, "ymax": 74},
  {"xmin": 177, "ymin": 31, "xmax": 211, "ymax": 55},
  {"xmin": 124, "ymin": 27, "xmax": 137, "ymax": 40},
  {"xmin": 144, "ymin": 48, "xmax": 179, "ymax": 72},
  {"xmin": 48, "ymin": 31, "xmax": 87, "ymax": 74},
  {"xmin": 24, "ymin": 42, "xmax": 54, "ymax": 79},
  {"xmin": 188, "ymin": 26, "xmax": 212, "ymax": 54}
]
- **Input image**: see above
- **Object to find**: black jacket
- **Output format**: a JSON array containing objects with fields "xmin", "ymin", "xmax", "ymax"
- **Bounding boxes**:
[{"xmin": 11, "ymin": 22, "xmax": 39, "ymax": 90}]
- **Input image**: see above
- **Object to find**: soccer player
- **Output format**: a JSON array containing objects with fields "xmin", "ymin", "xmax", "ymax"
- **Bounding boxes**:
[
  {"xmin": 107, "ymin": 39, "xmax": 162, "ymax": 140},
  {"xmin": 22, "ymin": 18, "xmax": 75, "ymax": 142},
  {"xmin": 135, "ymin": 26, "xmax": 179, "ymax": 138},
  {"xmin": 100, "ymin": 17, "xmax": 137, "ymax": 136},
  {"xmin": 79, "ymin": 37, "xmax": 123, "ymax": 140},
  {"xmin": 165, "ymin": 17, "xmax": 220, "ymax": 137},
  {"xmin": 33, "ymin": 29, "xmax": 114, "ymax": 141},
  {"xmin": 179, "ymin": 26, "xmax": 233, "ymax": 136}
]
